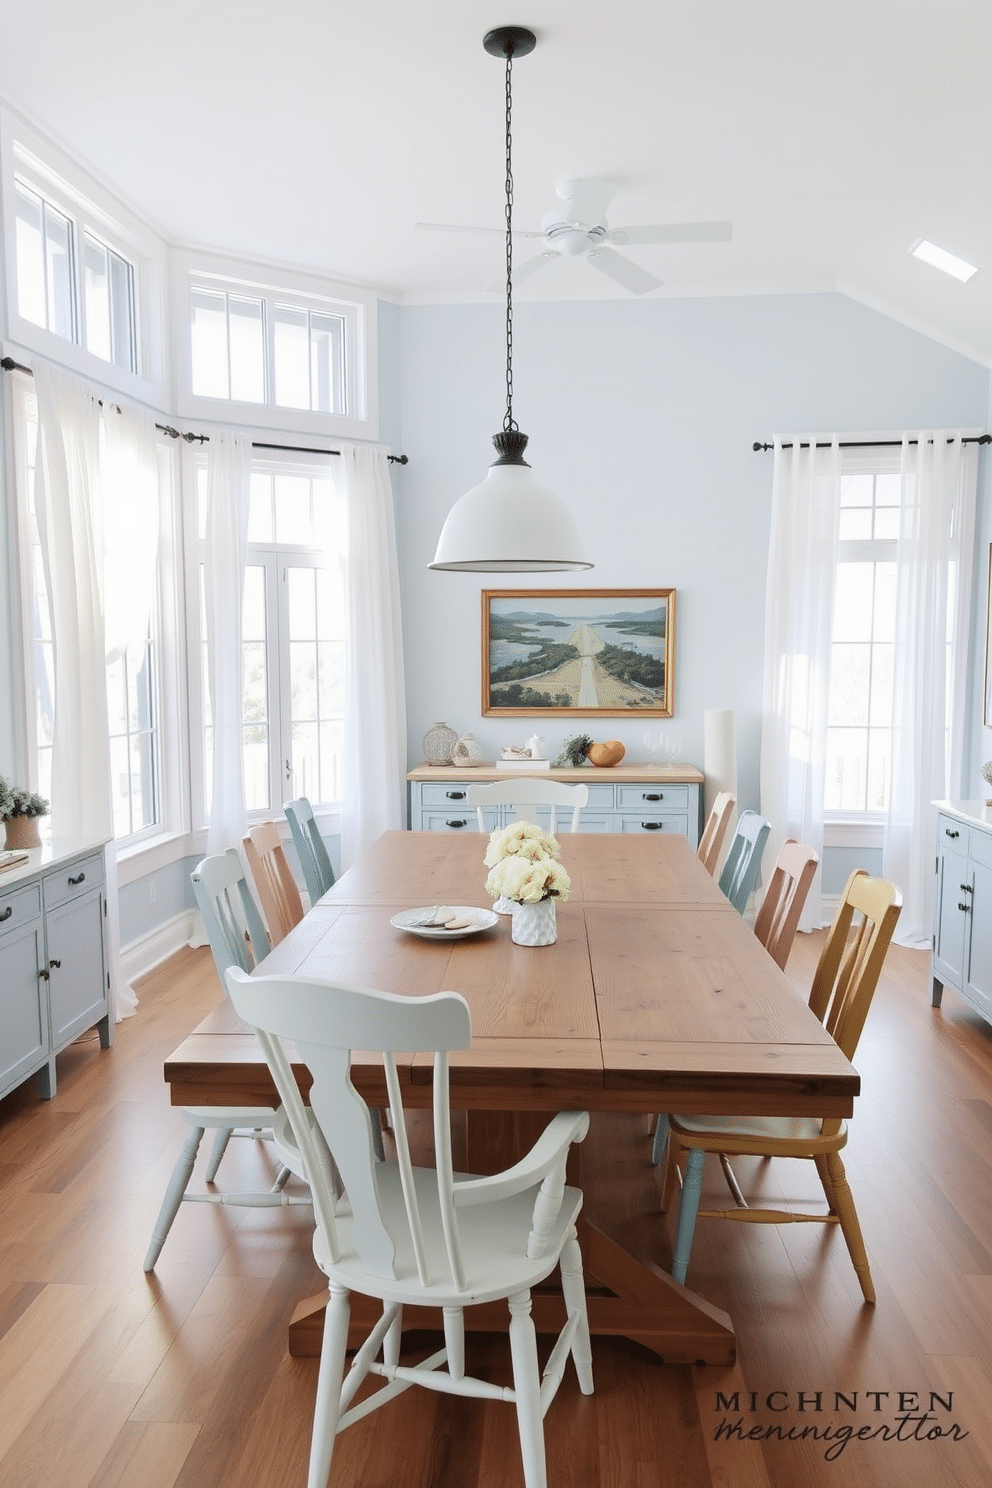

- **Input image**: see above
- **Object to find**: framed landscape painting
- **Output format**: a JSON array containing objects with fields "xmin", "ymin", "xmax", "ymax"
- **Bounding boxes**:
[{"xmin": 482, "ymin": 589, "xmax": 675, "ymax": 717}]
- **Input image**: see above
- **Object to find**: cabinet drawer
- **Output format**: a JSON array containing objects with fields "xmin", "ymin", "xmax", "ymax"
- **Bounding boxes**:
[
  {"xmin": 583, "ymin": 784, "xmax": 617, "ymax": 810},
  {"xmin": 43, "ymin": 853, "xmax": 105, "ymax": 909},
  {"xmin": 0, "ymin": 881, "xmax": 42, "ymax": 936},
  {"xmin": 421, "ymin": 811, "xmax": 478, "ymax": 833},
  {"xmin": 970, "ymin": 829, "xmax": 992, "ymax": 871},
  {"xmin": 936, "ymin": 815, "xmax": 969, "ymax": 856},
  {"xmin": 617, "ymin": 785, "xmax": 689, "ymax": 811},
  {"xmin": 420, "ymin": 783, "xmax": 476, "ymax": 807},
  {"xmin": 618, "ymin": 814, "xmax": 688, "ymax": 835}
]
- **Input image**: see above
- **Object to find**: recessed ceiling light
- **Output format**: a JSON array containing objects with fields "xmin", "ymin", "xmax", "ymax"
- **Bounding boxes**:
[{"xmin": 909, "ymin": 238, "xmax": 978, "ymax": 282}]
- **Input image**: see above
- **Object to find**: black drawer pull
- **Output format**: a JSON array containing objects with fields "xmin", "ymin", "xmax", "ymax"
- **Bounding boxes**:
[
  {"xmin": 643, "ymin": 792, "xmax": 664, "ymax": 802},
  {"xmin": 945, "ymin": 828, "xmax": 960, "ymax": 839},
  {"xmin": 959, "ymin": 901, "xmax": 971, "ymax": 912},
  {"xmin": 961, "ymin": 883, "xmax": 973, "ymax": 894},
  {"xmin": 39, "ymin": 967, "xmax": 50, "ymax": 982},
  {"xmin": 68, "ymin": 872, "xmax": 86, "ymax": 886},
  {"xmin": 0, "ymin": 906, "xmax": 11, "ymax": 922},
  {"xmin": 49, "ymin": 958, "xmax": 61, "ymax": 970},
  {"xmin": 642, "ymin": 821, "xmax": 664, "ymax": 831},
  {"xmin": 445, "ymin": 790, "xmax": 466, "ymax": 800},
  {"xmin": 445, "ymin": 819, "xmax": 468, "ymax": 829}
]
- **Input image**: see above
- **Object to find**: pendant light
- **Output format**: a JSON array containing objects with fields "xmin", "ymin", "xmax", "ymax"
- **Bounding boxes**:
[{"xmin": 429, "ymin": 26, "xmax": 592, "ymax": 573}]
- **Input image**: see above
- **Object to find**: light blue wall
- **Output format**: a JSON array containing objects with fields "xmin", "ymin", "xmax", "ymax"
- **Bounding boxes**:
[{"xmin": 397, "ymin": 292, "xmax": 990, "ymax": 817}]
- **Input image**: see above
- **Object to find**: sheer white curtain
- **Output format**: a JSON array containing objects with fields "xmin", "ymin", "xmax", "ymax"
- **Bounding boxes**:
[
  {"xmin": 202, "ymin": 432, "xmax": 252, "ymax": 855},
  {"xmin": 339, "ymin": 444, "xmax": 407, "ymax": 869},
  {"xmin": 885, "ymin": 434, "xmax": 976, "ymax": 945},
  {"xmin": 760, "ymin": 438, "xmax": 841, "ymax": 931},
  {"xmin": 32, "ymin": 366, "xmax": 160, "ymax": 1019}
]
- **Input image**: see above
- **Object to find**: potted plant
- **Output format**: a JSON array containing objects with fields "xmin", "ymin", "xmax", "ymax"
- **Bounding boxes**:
[
  {"xmin": 0, "ymin": 776, "xmax": 50, "ymax": 850},
  {"xmin": 483, "ymin": 822, "xmax": 570, "ymax": 945}
]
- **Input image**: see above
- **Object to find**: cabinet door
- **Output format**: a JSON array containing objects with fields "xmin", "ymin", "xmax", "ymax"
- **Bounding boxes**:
[
  {"xmin": 46, "ymin": 888, "xmax": 108, "ymax": 1048},
  {"xmin": 966, "ymin": 862, "xmax": 992, "ymax": 1013},
  {"xmin": 0, "ymin": 918, "xmax": 48, "ymax": 1098},
  {"xmin": 933, "ymin": 848, "xmax": 969, "ymax": 988}
]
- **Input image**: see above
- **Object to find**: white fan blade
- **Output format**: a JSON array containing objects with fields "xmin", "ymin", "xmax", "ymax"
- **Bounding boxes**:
[
  {"xmin": 557, "ymin": 178, "xmax": 617, "ymax": 226},
  {"xmin": 587, "ymin": 248, "xmax": 661, "ymax": 295},
  {"xmin": 415, "ymin": 222, "xmax": 545, "ymax": 238},
  {"xmin": 485, "ymin": 253, "xmax": 557, "ymax": 294},
  {"xmin": 609, "ymin": 221, "xmax": 733, "ymax": 245}
]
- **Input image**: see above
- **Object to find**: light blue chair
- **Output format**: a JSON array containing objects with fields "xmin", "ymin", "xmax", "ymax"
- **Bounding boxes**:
[
  {"xmin": 285, "ymin": 796, "xmax": 335, "ymax": 904},
  {"xmin": 717, "ymin": 810, "xmax": 771, "ymax": 915},
  {"xmin": 143, "ymin": 849, "xmax": 309, "ymax": 1271}
]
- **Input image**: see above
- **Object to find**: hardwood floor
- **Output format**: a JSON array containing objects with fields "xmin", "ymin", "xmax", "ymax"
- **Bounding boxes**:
[{"xmin": 2, "ymin": 935, "xmax": 992, "ymax": 1486}]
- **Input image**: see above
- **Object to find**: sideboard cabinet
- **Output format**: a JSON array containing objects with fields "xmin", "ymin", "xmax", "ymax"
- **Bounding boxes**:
[
  {"xmin": 407, "ymin": 764, "xmax": 704, "ymax": 847},
  {"xmin": 0, "ymin": 841, "xmax": 112, "ymax": 1102},
  {"xmin": 931, "ymin": 802, "xmax": 992, "ymax": 1027}
]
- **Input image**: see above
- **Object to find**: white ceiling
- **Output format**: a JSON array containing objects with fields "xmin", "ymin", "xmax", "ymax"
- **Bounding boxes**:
[{"xmin": 2, "ymin": 0, "xmax": 991, "ymax": 363}]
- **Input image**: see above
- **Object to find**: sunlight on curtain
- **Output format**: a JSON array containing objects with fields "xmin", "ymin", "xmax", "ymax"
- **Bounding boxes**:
[{"xmin": 339, "ymin": 444, "xmax": 407, "ymax": 869}]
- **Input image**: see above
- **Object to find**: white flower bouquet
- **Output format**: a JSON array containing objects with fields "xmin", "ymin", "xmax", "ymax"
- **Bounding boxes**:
[
  {"xmin": 483, "ymin": 820, "xmax": 561, "ymax": 869},
  {"xmin": 485, "ymin": 852, "xmax": 571, "ymax": 905}
]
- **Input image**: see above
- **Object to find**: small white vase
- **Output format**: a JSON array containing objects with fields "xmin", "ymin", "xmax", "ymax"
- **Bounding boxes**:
[{"xmin": 511, "ymin": 898, "xmax": 557, "ymax": 946}]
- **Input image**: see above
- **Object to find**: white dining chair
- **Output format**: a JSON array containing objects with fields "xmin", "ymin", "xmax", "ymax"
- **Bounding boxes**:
[
  {"xmin": 466, "ymin": 778, "xmax": 589, "ymax": 833},
  {"xmin": 225, "ymin": 964, "xmax": 593, "ymax": 1488},
  {"xmin": 143, "ymin": 850, "xmax": 311, "ymax": 1272}
]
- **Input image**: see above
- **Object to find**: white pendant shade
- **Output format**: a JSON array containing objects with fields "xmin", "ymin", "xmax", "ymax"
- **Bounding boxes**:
[{"xmin": 429, "ymin": 462, "xmax": 592, "ymax": 572}]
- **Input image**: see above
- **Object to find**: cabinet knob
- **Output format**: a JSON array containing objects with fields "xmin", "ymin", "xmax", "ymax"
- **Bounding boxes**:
[
  {"xmin": 68, "ymin": 872, "xmax": 86, "ymax": 886},
  {"xmin": 959, "ymin": 902, "xmax": 971, "ymax": 912},
  {"xmin": 642, "ymin": 821, "xmax": 664, "ymax": 831},
  {"xmin": 49, "ymin": 958, "xmax": 61, "ymax": 970},
  {"xmin": 38, "ymin": 968, "xmax": 50, "ymax": 982},
  {"xmin": 945, "ymin": 828, "xmax": 960, "ymax": 839},
  {"xmin": 445, "ymin": 819, "xmax": 468, "ymax": 829},
  {"xmin": 446, "ymin": 790, "xmax": 466, "ymax": 800},
  {"xmin": 643, "ymin": 792, "xmax": 663, "ymax": 802},
  {"xmin": 0, "ymin": 906, "xmax": 11, "ymax": 923},
  {"xmin": 960, "ymin": 883, "xmax": 973, "ymax": 894}
]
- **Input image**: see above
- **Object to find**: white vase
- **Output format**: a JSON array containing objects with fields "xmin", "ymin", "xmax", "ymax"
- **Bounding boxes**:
[
  {"xmin": 453, "ymin": 732, "xmax": 484, "ymax": 766},
  {"xmin": 511, "ymin": 898, "xmax": 557, "ymax": 946}
]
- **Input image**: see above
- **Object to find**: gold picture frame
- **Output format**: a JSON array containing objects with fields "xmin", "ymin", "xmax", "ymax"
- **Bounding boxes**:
[{"xmin": 482, "ymin": 588, "xmax": 675, "ymax": 717}]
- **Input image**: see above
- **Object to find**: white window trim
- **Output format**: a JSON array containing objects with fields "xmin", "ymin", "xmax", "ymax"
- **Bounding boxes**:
[
  {"xmin": 171, "ymin": 246, "xmax": 378, "ymax": 441},
  {"xmin": 0, "ymin": 105, "xmax": 169, "ymax": 406}
]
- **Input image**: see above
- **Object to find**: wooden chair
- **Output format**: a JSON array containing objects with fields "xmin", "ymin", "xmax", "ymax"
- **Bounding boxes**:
[
  {"xmin": 696, "ymin": 791, "xmax": 735, "ymax": 875},
  {"xmin": 753, "ymin": 839, "xmax": 819, "ymax": 970},
  {"xmin": 285, "ymin": 796, "xmax": 335, "ymax": 905},
  {"xmin": 657, "ymin": 871, "xmax": 902, "ymax": 1302},
  {"xmin": 225, "ymin": 965, "xmax": 594, "ymax": 1488},
  {"xmin": 466, "ymin": 778, "xmax": 589, "ymax": 834},
  {"xmin": 243, "ymin": 820, "xmax": 305, "ymax": 944},
  {"xmin": 717, "ymin": 809, "xmax": 771, "ymax": 914},
  {"xmin": 143, "ymin": 850, "xmax": 310, "ymax": 1272}
]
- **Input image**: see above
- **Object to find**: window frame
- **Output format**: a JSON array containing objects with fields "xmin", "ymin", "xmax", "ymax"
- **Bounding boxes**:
[
  {"xmin": 184, "ymin": 446, "xmax": 347, "ymax": 834},
  {"xmin": 0, "ymin": 105, "xmax": 169, "ymax": 406},
  {"xmin": 172, "ymin": 246, "xmax": 378, "ymax": 441}
]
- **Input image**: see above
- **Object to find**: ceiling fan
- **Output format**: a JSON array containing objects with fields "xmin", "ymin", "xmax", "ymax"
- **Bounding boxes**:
[{"xmin": 417, "ymin": 177, "xmax": 732, "ymax": 295}]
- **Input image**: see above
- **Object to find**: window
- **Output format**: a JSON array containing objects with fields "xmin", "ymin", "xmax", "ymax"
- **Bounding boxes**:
[
  {"xmin": 174, "ymin": 249, "xmax": 377, "ymax": 440},
  {"xmin": 824, "ymin": 468, "xmax": 899, "ymax": 813},
  {"xmin": 13, "ymin": 176, "xmax": 137, "ymax": 373},
  {"xmin": 192, "ymin": 455, "xmax": 346, "ymax": 821}
]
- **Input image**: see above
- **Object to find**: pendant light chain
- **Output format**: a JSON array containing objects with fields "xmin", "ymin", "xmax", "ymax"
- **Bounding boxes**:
[{"xmin": 503, "ymin": 48, "xmax": 517, "ymax": 434}]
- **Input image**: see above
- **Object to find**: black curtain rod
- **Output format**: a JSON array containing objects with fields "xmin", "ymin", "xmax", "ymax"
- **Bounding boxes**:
[
  {"xmin": 1, "ymin": 359, "xmax": 408, "ymax": 464},
  {"xmin": 754, "ymin": 435, "xmax": 991, "ymax": 451}
]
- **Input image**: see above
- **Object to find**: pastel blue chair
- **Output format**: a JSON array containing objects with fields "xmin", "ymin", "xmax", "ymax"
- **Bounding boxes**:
[
  {"xmin": 285, "ymin": 796, "xmax": 335, "ymax": 904},
  {"xmin": 143, "ymin": 850, "xmax": 310, "ymax": 1271},
  {"xmin": 718, "ymin": 810, "xmax": 771, "ymax": 915}
]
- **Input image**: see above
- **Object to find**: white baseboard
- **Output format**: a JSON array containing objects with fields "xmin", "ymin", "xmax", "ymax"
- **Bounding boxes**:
[{"xmin": 121, "ymin": 910, "xmax": 199, "ymax": 984}]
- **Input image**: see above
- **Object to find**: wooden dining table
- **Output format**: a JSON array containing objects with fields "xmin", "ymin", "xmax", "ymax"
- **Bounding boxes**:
[{"xmin": 164, "ymin": 829, "xmax": 858, "ymax": 1367}]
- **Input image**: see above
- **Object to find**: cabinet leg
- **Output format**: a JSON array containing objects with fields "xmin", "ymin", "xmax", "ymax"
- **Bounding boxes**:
[
  {"xmin": 931, "ymin": 977, "xmax": 944, "ymax": 1008},
  {"xmin": 97, "ymin": 1012, "xmax": 114, "ymax": 1048},
  {"xmin": 37, "ymin": 1056, "xmax": 56, "ymax": 1100}
]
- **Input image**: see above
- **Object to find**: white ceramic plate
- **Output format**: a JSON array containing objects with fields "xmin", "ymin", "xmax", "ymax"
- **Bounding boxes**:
[{"xmin": 390, "ymin": 906, "xmax": 500, "ymax": 940}]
